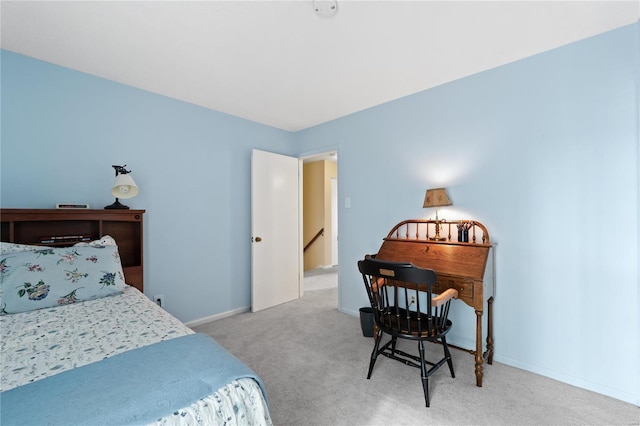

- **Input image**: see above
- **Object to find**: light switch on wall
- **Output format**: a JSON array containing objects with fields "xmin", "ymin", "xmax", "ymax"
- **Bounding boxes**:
[{"xmin": 345, "ymin": 197, "xmax": 351, "ymax": 208}]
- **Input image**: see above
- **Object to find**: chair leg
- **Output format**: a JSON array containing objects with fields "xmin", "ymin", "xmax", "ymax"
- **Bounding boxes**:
[
  {"xmin": 418, "ymin": 340, "xmax": 430, "ymax": 407},
  {"xmin": 442, "ymin": 336, "xmax": 455, "ymax": 378},
  {"xmin": 367, "ymin": 328, "xmax": 383, "ymax": 379}
]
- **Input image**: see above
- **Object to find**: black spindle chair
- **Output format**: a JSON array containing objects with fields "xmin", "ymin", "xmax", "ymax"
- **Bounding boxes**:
[{"xmin": 358, "ymin": 257, "xmax": 458, "ymax": 407}]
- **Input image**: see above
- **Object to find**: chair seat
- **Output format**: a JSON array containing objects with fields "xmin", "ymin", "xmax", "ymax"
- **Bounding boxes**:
[{"xmin": 378, "ymin": 307, "xmax": 453, "ymax": 339}]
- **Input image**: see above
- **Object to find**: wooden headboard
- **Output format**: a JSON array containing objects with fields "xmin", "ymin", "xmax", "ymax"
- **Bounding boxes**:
[{"xmin": 0, "ymin": 209, "xmax": 145, "ymax": 292}]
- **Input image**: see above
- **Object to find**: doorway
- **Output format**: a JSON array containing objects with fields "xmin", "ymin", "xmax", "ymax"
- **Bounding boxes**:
[{"xmin": 302, "ymin": 150, "xmax": 338, "ymax": 293}]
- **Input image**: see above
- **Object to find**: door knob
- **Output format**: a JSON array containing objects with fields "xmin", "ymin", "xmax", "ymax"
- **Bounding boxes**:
[{"xmin": 255, "ymin": 237, "xmax": 262, "ymax": 242}]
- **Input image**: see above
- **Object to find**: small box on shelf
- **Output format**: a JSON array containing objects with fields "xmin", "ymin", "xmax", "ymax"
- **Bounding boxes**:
[{"xmin": 55, "ymin": 204, "xmax": 90, "ymax": 209}]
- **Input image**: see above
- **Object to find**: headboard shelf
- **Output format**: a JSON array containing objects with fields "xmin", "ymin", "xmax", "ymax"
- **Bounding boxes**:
[{"xmin": 1, "ymin": 209, "xmax": 145, "ymax": 292}]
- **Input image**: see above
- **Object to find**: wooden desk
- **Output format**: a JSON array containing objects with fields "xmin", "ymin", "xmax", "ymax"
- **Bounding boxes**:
[{"xmin": 373, "ymin": 219, "xmax": 494, "ymax": 387}]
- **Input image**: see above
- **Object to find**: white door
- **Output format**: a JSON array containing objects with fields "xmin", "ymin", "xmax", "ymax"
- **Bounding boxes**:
[{"xmin": 251, "ymin": 149, "xmax": 301, "ymax": 312}]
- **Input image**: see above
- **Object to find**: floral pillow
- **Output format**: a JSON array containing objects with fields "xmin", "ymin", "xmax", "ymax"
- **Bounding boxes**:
[
  {"xmin": 0, "ymin": 245, "xmax": 126, "ymax": 314},
  {"xmin": 73, "ymin": 235, "xmax": 118, "ymax": 248},
  {"xmin": 0, "ymin": 242, "xmax": 43, "ymax": 254}
]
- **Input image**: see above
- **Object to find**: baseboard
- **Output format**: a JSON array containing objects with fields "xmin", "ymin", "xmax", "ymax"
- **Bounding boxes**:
[
  {"xmin": 185, "ymin": 306, "xmax": 250, "ymax": 328},
  {"xmin": 493, "ymin": 353, "xmax": 640, "ymax": 406}
]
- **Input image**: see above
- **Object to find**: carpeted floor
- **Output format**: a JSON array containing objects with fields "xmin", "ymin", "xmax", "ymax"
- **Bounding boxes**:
[
  {"xmin": 303, "ymin": 266, "xmax": 338, "ymax": 291},
  {"xmin": 192, "ymin": 287, "xmax": 639, "ymax": 425}
]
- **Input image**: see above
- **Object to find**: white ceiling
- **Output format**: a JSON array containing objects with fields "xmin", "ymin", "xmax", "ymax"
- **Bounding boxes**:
[{"xmin": 1, "ymin": 1, "xmax": 638, "ymax": 132}]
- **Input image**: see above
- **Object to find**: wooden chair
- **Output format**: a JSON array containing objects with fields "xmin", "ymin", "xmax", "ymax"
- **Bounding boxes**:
[{"xmin": 358, "ymin": 257, "xmax": 459, "ymax": 407}]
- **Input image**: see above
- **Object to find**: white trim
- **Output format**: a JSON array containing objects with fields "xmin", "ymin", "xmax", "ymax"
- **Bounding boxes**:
[
  {"xmin": 494, "ymin": 354, "xmax": 640, "ymax": 406},
  {"xmin": 185, "ymin": 306, "xmax": 249, "ymax": 328}
]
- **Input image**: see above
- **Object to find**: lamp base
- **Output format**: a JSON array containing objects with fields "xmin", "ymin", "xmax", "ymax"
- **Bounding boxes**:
[
  {"xmin": 429, "ymin": 219, "xmax": 447, "ymax": 241},
  {"xmin": 104, "ymin": 199, "xmax": 130, "ymax": 210}
]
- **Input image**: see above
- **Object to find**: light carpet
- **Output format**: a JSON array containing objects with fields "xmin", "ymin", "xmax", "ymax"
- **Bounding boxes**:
[
  {"xmin": 303, "ymin": 266, "xmax": 338, "ymax": 291},
  {"xmin": 193, "ymin": 287, "xmax": 639, "ymax": 425}
]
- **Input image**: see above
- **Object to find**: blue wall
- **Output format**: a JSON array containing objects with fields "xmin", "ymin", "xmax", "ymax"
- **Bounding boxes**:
[
  {"xmin": 295, "ymin": 24, "xmax": 639, "ymax": 404},
  {"xmin": 0, "ymin": 51, "xmax": 295, "ymax": 324},
  {"xmin": 2, "ymin": 23, "xmax": 638, "ymax": 405}
]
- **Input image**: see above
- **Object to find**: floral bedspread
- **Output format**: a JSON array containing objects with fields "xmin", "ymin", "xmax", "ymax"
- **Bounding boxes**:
[{"xmin": 0, "ymin": 286, "xmax": 272, "ymax": 425}]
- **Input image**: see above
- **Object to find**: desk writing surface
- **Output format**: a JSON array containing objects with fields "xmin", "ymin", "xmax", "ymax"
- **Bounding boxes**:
[{"xmin": 376, "ymin": 239, "xmax": 491, "ymax": 280}]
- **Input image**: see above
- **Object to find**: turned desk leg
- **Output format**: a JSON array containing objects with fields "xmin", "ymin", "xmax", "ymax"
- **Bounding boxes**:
[
  {"xmin": 486, "ymin": 296, "xmax": 494, "ymax": 365},
  {"xmin": 475, "ymin": 309, "xmax": 483, "ymax": 387}
]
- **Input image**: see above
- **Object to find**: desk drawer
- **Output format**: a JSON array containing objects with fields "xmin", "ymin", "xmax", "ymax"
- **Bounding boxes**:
[{"xmin": 434, "ymin": 276, "xmax": 475, "ymax": 302}]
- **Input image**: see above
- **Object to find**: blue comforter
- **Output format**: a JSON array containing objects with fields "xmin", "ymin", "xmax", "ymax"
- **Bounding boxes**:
[{"xmin": 0, "ymin": 333, "xmax": 267, "ymax": 426}]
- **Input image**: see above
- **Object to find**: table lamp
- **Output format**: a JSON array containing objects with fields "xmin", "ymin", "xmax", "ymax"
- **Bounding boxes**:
[
  {"xmin": 104, "ymin": 165, "xmax": 139, "ymax": 209},
  {"xmin": 423, "ymin": 187, "xmax": 452, "ymax": 241}
]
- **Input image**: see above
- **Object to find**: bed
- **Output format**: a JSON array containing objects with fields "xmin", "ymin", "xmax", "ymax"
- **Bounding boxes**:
[{"xmin": 0, "ymin": 237, "xmax": 272, "ymax": 425}]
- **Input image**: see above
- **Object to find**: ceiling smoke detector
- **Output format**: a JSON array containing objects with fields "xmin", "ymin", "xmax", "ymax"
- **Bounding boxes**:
[{"xmin": 313, "ymin": 0, "xmax": 338, "ymax": 18}]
